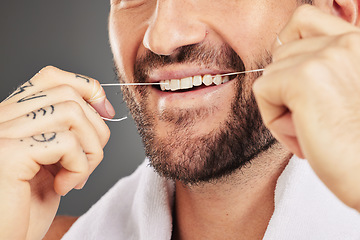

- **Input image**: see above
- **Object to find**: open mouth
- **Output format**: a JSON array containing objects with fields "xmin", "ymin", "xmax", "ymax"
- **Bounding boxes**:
[{"xmin": 156, "ymin": 74, "xmax": 237, "ymax": 92}]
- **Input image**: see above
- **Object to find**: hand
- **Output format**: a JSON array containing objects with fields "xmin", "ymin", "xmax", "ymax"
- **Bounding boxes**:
[
  {"xmin": 253, "ymin": 5, "xmax": 360, "ymax": 211},
  {"xmin": 0, "ymin": 66, "xmax": 114, "ymax": 239}
]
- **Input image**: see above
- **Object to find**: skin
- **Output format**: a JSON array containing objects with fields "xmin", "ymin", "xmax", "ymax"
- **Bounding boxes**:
[
  {"xmin": 254, "ymin": 4, "xmax": 360, "ymax": 211},
  {"xmin": 109, "ymin": 0, "xmax": 298, "ymax": 238},
  {"xmin": 0, "ymin": 67, "xmax": 114, "ymax": 239},
  {"xmin": 109, "ymin": 0, "xmax": 360, "ymax": 239},
  {"xmin": 1, "ymin": 0, "xmax": 360, "ymax": 240}
]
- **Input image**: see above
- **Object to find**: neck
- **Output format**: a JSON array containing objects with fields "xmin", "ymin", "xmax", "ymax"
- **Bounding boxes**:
[{"xmin": 172, "ymin": 144, "xmax": 292, "ymax": 240}]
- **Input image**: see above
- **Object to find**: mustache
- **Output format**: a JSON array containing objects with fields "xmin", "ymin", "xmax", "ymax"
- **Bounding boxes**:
[{"xmin": 133, "ymin": 43, "xmax": 246, "ymax": 83}]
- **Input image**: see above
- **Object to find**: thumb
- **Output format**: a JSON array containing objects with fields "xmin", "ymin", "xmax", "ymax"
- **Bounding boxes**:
[
  {"xmin": 86, "ymin": 83, "xmax": 116, "ymax": 118},
  {"xmin": 91, "ymin": 98, "xmax": 116, "ymax": 119}
]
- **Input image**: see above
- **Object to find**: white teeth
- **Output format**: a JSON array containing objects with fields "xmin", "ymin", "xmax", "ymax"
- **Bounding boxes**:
[
  {"xmin": 180, "ymin": 77, "xmax": 193, "ymax": 89},
  {"xmin": 165, "ymin": 80, "xmax": 170, "ymax": 90},
  {"xmin": 213, "ymin": 75, "xmax": 222, "ymax": 85},
  {"xmin": 159, "ymin": 74, "xmax": 233, "ymax": 91},
  {"xmin": 193, "ymin": 75, "xmax": 202, "ymax": 86},
  {"xmin": 170, "ymin": 79, "xmax": 180, "ymax": 91},
  {"xmin": 160, "ymin": 80, "xmax": 166, "ymax": 91},
  {"xmin": 203, "ymin": 74, "xmax": 212, "ymax": 86}
]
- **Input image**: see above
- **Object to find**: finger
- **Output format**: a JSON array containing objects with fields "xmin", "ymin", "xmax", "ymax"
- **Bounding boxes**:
[
  {"xmin": 74, "ymin": 176, "xmax": 89, "ymax": 190},
  {"xmin": 2, "ymin": 66, "xmax": 115, "ymax": 118},
  {"xmin": 1, "ymin": 132, "xmax": 89, "ymax": 196},
  {"xmin": 253, "ymin": 58, "xmax": 316, "ymax": 157},
  {"xmin": 253, "ymin": 74, "xmax": 303, "ymax": 156},
  {"xmin": 29, "ymin": 132, "xmax": 89, "ymax": 196},
  {"xmin": 253, "ymin": 65, "xmax": 303, "ymax": 131},
  {"xmin": 264, "ymin": 51, "xmax": 314, "ymax": 78},
  {"xmin": 0, "ymin": 102, "xmax": 105, "ymax": 173},
  {"xmin": 0, "ymin": 85, "xmax": 110, "ymax": 148},
  {"xmin": 265, "ymin": 111, "xmax": 305, "ymax": 158},
  {"xmin": 272, "ymin": 36, "xmax": 333, "ymax": 62},
  {"xmin": 278, "ymin": 5, "xmax": 359, "ymax": 45}
]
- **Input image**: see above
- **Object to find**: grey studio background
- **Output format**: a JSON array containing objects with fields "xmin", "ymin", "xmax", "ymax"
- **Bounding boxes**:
[{"xmin": 0, "ymin": 1, "xmax": 145, "ymax": 215}]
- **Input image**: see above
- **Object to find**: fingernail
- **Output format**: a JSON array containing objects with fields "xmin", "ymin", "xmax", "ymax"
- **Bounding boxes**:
[
  {"xmin": 91, "ymin": 99, "xmax": 114, "ymax": 118},
  {"xmin": 105, "ymin": 99, "xmax": 116, "ymax": 117}
]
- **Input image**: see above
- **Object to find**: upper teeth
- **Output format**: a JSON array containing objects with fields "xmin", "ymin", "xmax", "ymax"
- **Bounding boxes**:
[{"xmin": 160, "ymin": 75, "xmax": 230, "ymax": 91}]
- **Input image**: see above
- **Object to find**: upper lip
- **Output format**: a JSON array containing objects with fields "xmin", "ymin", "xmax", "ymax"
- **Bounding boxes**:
[{"xmin": 147, "ymin": 65, "xmax": 236, "ymax": 83}]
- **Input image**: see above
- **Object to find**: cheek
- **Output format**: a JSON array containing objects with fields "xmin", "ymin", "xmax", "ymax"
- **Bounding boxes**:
[
  {"xmin": 109, "ymin": 12, "xmax": 150, "ymax": 82},
  {"xmin": 203, "ymin": 0, "xmax": 298, "ymax": 64}
]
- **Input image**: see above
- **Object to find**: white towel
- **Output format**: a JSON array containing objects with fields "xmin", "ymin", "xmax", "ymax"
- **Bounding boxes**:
[
  {"xmin": 63, "ymin": 156, "xmax": 360, "ymax": 240},
  {"xmin": 62, "ymin": 161, "xmax": 175, "ymax": 240},
  {"xmin": 264, "ymin": 157, "xmax": 360, "ymax": 239}
]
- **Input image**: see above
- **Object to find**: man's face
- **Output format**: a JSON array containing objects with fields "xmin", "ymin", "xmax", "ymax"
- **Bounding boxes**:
[{"xmin": 109, "ymin": 0, "xmax": 298, "ymax": 184}]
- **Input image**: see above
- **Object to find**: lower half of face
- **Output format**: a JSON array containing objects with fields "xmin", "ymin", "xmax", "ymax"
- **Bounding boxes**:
[{"xmin": 118, "ymin": 43, "xmax": 276, "ymax": 185}]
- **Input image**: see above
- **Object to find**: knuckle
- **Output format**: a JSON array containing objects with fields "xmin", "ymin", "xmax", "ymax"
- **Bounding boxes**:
[
  {"xmin": 62, "ymin": 100, "xmax": 85, "ymax": 122},
  {"xmin": 98, "ymin": 123, "xmax": 111, "ymax": 146},
  {"xmin": 88, "ymin": 142, "xmax": 104, "ymax": 164},
  {"xmin": 103, "ymin": 126, "xmax": 111, "ymax": 143},
  {"xmin": 61, "ymin": 132, "xmax": 89, "ymax": 172},
  {"xmin": 94, "ymin": 148, "xmax": 104, "ymax": 163},
  {"xmin": 58, "ymin": 84, "xmax": 81, "ymax": 100},
  {"xmin": 299, "ymin": 58, "xmax": 326, "ymax": 79},
  {"xmin": 92, "ymin": 119, "xmax": 111, "ymax": 148},
  {"xmin": 32, "ymin": 66, "xmax": 62, "ymax": 85},
  {"xmin": 62, "ymin": 107, "xmax": 88, "ymax": 132},
  {"xmin": 63, "ymin": 131, "xmax": 81, "ymax": 151},
  {"xmin": 321, "ymin": 46, "xmax": 346, "ymax": 62},
  {"xmin": 292, "ymin": 4, "xmax": 314, "ymax": 25},
  {"xmin": 99, "ymin": 125, "xmax": 111, "ymax": 148},
  {"xmin": 39, "ymin": 65, "xmax": 59, "ymax": 75},
  {"xmin": 289, "ymin": 4, "xmax": 320, "ymax": 32},
  {"xmin": 338, "ymin": 32, "xmax": 360, "ymax": 49}
]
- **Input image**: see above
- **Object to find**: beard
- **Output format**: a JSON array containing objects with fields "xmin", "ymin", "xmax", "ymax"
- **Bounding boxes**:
[{"xmin": 117, "ymin": 43, "xmax": 276, "ymax": 185}]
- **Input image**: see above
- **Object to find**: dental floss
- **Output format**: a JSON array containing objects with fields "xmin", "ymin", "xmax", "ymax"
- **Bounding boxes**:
[
  {"xmin": 100, "ymin": 69, "xmax": 265, "ymax": 122},
  {"xmin": 101, "ymin": 83, "xmax": 166, "ymax": 87},
  {"xmin": 102, "ymin": 116, "xmax": 128, "ymax": 122},
  {"xmin": 100, "ymin": 68, "xmax": 265, "ymax": 87},
  {"xmin": 216, "ymin": 69, "xmax": 264, "ymax": 78}
]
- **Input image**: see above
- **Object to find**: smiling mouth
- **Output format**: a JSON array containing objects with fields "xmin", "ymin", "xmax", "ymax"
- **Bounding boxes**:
[{"xmin": 156, "ymin": 74, "xmax": 238, "ymax": 92}]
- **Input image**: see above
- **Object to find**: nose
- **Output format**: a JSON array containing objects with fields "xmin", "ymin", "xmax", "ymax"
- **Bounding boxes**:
[{"xmin": 143, "ymin": 0, "xmax": 207, "ymax": 56}]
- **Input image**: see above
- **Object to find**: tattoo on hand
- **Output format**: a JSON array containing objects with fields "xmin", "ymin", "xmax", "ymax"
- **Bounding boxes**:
[
  {"xmin": 26, "ymin": 111, "xmax": 36, "ymax": 120},
  {"xmin": 76, "ymin": 74, "xmax": 90, "ymax": 83},
  {"xmin": 31, "ymin": 132, "xmax": 57, "ymax": 143},
  {"xmin": 5, "ymin": 80, "xmax": 34, "ymax": 101},
  {"xmin": 26, "ymin": 105, "xmax": 54, "ymax": 120},
  {"xmin": 18, "ymin": 92, "xmax": 46, "ymax": 103},
  {"xmin": 50, "ymin": 105, "xmax": 55, "ymax": 114}
]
